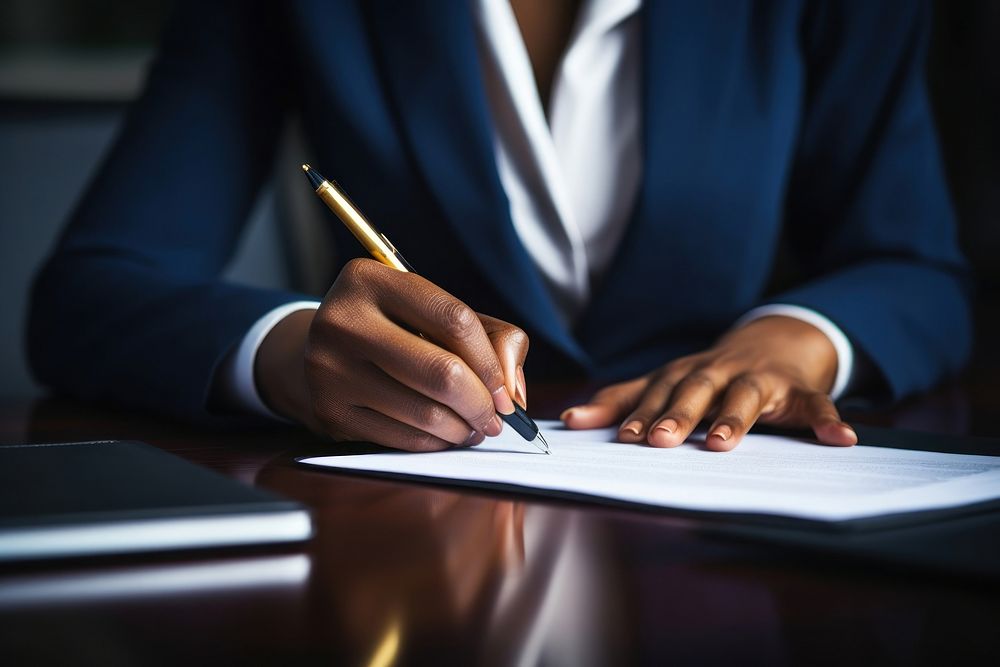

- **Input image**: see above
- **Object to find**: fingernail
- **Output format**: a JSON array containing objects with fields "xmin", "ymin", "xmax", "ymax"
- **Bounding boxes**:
[
  {"xmin": 655, "ymin": 419, "xmax": 677, "ymax": 434},
  {"xmin": 515, "ymin": 365, "xmax": 527, "ymax": 408},
  {"xmin": 711, "ymin": 425, "xmax": 732, "ymax": 441},
  {"xmin": 492, "ymin": 385, "xmax": 516, "ymax": 415},
  {"xmin": 560, "ymin": 408, "xmax": 577, "ymax": 422},
  {"xmin": 463, "ymin": 429, "xmax": 483, "ymax": 446},
  {"xmin": 621, "ymin": 420, "xmax": 643, "ymax": 436}
]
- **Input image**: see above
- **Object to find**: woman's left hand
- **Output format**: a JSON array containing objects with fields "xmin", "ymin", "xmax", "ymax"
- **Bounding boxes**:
[{"xmin": 561, "ymin": 316, "xmax": 859, "ymax": 450}]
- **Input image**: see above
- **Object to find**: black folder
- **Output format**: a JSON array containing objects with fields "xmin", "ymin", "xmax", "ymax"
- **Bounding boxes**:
[{"xmin": 0, "ymin": 440, "xmax": 312, "ymax": 562}]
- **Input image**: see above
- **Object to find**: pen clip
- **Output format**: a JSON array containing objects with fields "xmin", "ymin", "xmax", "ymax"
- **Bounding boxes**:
[{"xmin": 379, "ymin": 233, "xmax": 399, "ymax": 254}]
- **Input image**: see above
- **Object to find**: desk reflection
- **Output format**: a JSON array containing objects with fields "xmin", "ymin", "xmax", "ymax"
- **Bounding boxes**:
[
  {"xmin": 0, "ymin": 551, "xmax": 313, "ymax": 663},
  {"xmin": 259, "ymin": 463, "xmax": 631, "ymax": 666},
  {"xmin": 259, "ymin": 459, "xmax": 1000, "ymax": 665},
  {"xmin": 0, "ymin": 554, "xmax": 310, "ymax": 608}
]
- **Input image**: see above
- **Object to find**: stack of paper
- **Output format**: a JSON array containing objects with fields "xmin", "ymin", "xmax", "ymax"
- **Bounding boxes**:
[{"xmin": 300, "ymin": 422, "xmax": 1000, "ymax": 524}]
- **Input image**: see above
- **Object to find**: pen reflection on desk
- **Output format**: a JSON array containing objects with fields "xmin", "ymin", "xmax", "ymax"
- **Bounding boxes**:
[{"xmin": 301, "ymin": 164, "xmax": 550, "ymax": 455}]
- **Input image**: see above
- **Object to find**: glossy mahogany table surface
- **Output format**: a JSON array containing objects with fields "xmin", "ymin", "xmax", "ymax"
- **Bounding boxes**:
[{"xmin": 0, "ymin": 383, "xmax": 998, "ymax": 665}]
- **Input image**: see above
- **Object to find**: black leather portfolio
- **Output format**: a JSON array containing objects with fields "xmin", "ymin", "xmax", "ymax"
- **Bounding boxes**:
[{"xmin": 0, "ymin": 440, "xmax": 313, "ymax": 562}]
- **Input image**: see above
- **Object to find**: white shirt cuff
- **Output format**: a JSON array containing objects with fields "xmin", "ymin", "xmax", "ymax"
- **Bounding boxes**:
[
  {"xmin": 225, "ymin": 301, "xmax": 322, "ymax": 419},
  {"xmin": 733, "ymin": 304, "xmax": 854, "ymax": 401}
]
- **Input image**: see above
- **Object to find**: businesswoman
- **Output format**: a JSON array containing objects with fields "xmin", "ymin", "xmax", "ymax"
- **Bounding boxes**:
[{"xmin": 29, "ymin": 1, "xmax": 970, "ymax": 452}]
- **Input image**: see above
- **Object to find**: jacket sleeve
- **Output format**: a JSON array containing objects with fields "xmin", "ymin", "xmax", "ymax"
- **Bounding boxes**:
[
  {"xmin": 769, "ymin": 0, "xmax": 972, "ymax": 400},
  {"xmin": 27, "ymin": 1, "xmax": 311, "ymax": 421}
]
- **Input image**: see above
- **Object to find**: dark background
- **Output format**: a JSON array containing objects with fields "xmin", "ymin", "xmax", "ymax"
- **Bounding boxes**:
[
  {"xmin": 927, "ymin": 1, "xmax": 1000, "ymax": 382},
  {"xmin": 0, "ymin": 1, "xmax": 997, "ymax": 403}
]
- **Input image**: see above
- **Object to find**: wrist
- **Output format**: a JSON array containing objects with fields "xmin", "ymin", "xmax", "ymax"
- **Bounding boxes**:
[{"xmin": 255, "ymin": 309, "xmax": 316, "ymax": 424}]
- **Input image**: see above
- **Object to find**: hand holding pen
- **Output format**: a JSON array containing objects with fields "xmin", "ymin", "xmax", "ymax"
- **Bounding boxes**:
[{"xmin": 252, "ymin": 166, "xmax": 548, "ymax": 453}]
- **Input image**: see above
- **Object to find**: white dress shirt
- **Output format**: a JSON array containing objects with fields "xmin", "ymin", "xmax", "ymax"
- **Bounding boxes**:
[
  {"xmin": 222, "ymin": 0, "xmax": 853, "ymax": 418},
  {"xmin": 474, "ymin": 0, "xmax": 642, "ymax": 323}
]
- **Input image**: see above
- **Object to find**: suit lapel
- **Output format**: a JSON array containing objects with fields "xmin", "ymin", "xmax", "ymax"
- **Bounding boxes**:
[{"xmin": 364, "ymin": 0, "xmax": 587, "ymax": 366}]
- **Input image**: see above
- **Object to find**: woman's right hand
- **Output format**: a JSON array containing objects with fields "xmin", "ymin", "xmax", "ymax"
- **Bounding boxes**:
[{"xmin": 255, "ymin": 258, "xmax": 529, "ymax": 451}]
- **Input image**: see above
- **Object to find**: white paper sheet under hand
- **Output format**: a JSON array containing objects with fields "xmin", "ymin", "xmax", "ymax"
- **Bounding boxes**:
[{"xmin": 299, "ymin": 421, "xmax": 1000, "ymax": 523}]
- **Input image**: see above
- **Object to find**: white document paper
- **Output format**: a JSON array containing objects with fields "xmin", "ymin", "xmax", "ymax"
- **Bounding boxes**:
[{"xmin": 299, "ymin": 421, "xmax": 1000, "ymax": 523}]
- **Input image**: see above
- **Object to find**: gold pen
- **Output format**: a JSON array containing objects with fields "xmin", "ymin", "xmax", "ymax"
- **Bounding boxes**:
[{"xmin": 302, "ymin": 164, "xmax": 550, "ymax": 454}]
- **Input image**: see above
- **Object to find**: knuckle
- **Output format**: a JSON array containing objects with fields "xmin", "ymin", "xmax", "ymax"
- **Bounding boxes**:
[
  {"xmin": 339, "ymin": 257, "xmax": 372, "ymax": 284},
  {"xmin": 426, "ymin": 354, "xmax": 467, "ymax": 396},
  {"xmin": 319, "ymin": 278, "xmax": 377, "ymax": 324},
  {"xmin": 414, "ymin": 401, "xmax": 449, "ymax": 429},
  {"xmin": 683, "ymin": 370, "xmax": 716, "ymax": 392},
  {"xmin": 667, "ymin": 354, "xmax": 702, "ymax": 377},
  {"xmin": 663, "ymin": 356, "xmax": 692, "ymax": 374},
  {"xmin": 331, "ymin": 260, "xmax": 388, "ymax": 305},
  {"xmin": 731, "ymin": 374, "xmax": 764, "ymax": 396},
  {"xmin": 434, "ymin": 297, "xmax": 479, "ymax": 340},
  {"xmin": 647, "ymin": 367, "xmax": 671, "ymax": 384}
]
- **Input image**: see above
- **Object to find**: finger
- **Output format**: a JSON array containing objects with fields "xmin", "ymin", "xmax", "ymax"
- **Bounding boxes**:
[
  {"xmin": 648, "ymin": 369, "xmax": 726, "ymax": 448},
  {"xmin": 802, "ymin": 392, "xmax": 858, "ymax": 446},
  {"xmin": 375, "ymin": 272, "xmax": 516, "ymax": 415},
  {"xmin": 329, "ymin": 405, "xmax": 457, "ymax": 452},
  {"xmin": 617, "ymin": 366, "xmax": 691, "ymax": 443},
  {"xmin": 347, "ymin": 319, "xmax": 502, "ymax": 437},
  {"xmin": 480, "ymin": 314, "xmax": 529, "ymax": 409},
  {"xmin": 705, "ymin": 374, "xmax": 773, "ymax": 451},
  {"xmin": 561, "ymin": 377, "xmax": 649, "ymax": 429},
  {"xmin": 351, "ymin": 363, "xmax": 486, "ymax": 447}
]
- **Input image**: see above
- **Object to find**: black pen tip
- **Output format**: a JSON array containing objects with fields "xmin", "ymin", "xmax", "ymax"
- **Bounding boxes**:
[{"xmin": 301, "ymin": 163, "xmax": 325, "ymax": 190}]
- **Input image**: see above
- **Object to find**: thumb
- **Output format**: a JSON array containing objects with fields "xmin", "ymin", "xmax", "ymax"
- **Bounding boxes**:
[{"xmin": 561, "ymin": 378, "xmax": 648, "ymax": 430}]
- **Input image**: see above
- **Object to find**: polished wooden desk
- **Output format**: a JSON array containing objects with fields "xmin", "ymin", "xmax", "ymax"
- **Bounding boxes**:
[{"xmin": 0, "ymin": 384, "xmax": 998, "ymax": 665}]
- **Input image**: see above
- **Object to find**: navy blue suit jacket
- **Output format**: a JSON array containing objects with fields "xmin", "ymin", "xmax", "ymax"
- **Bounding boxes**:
[{"xmin": 29, "ymin": 0, "xmax": 971, "ymax": 421}]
